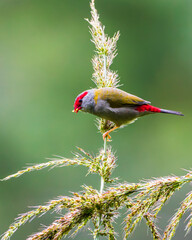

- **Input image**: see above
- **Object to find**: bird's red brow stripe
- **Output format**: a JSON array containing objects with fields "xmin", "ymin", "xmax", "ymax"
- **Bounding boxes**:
[
  {"xmin": 79, "ymin": 91, "xmax": 88, "ymax": 99},
  {"xmin": 136, "ymin": 104, "xmax": 161, "ymax": 113},
  {"xmin": 75, "ymin": 91, "xmax": 88, "ymax": 104}
]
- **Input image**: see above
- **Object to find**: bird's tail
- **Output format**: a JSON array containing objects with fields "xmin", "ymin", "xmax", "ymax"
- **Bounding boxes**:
[
  {"xmin": 136, "ymin": 104, "xmax": 184, "ymax": 116},
  {"xmin": 160, "ymin": 108, "xmax": 184, "ymax": 116}
]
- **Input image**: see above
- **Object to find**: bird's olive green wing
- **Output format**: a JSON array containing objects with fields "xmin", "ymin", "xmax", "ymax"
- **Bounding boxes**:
[{"xmin": 94, "ymin": 87, "xmax": 150, "ymax": 108}]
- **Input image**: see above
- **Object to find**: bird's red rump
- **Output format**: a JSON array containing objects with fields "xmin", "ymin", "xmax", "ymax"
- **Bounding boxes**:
[{"xmin": 136, "ymin": 104, "xmax": 161, "ymax": 113}]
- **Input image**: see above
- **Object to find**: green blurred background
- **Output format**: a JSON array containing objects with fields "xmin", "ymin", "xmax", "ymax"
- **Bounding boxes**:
[{"xmin": 0, "ymin": 0, "xmax": 191, "ymax": 239}]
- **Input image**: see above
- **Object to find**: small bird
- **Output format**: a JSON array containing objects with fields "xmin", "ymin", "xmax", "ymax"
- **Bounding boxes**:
[{"xmin": 73, "ymin": 87, "xmax": 183, "ymax": 140}]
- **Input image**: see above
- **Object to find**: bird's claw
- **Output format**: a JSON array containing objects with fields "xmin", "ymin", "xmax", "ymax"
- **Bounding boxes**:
[{"xmin": 102, "ymin": 132, "xmax": 112, "ymax": 142}]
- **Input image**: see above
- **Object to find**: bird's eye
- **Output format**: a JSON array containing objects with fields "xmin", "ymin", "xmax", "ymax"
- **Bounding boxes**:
[{"xmin": 79, "ymin": 99, "xmax": 82, "ymax": 103}]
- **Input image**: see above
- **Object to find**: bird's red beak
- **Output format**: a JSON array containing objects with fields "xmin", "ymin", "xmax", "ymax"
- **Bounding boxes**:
[{"xmin": 72, "ymin": 107, "xmax": 81, "ymax": 113}]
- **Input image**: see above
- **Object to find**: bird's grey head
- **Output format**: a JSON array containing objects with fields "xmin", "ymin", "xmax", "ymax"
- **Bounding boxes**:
[{"xmin": 73, "ymin": 89, "xmax": 95, "ymax": 113}]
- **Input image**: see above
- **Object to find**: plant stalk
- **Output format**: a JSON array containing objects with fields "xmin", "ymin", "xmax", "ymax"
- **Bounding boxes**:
[
  {"xmin": 100, "ymin": 137, "xmax": 107, "ymax": 194},
  {"xmin": 95, "ymin": 55, "xmax": 107, "ymax": 240},
  {"xmin": 103, "ymin": 54, "xmax": 107, "ymax": 81},
  {"xmin": 95, "ymin": 138, "xmax": 107, "ymax": 240}
]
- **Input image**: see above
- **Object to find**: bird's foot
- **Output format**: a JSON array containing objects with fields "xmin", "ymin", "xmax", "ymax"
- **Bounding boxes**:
[
  {"xmin": 102, "ymin": 126, "xmax": 119, "ymax": 142},
  {"xmin": 102, "ymin": 132, "xmax": 112, "ymax": 142}
]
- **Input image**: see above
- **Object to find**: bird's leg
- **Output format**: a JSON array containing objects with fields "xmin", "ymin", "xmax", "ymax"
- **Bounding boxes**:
[{"xmin": 102, "ymin": 126, "xmax": 119, "ymax": 141}]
